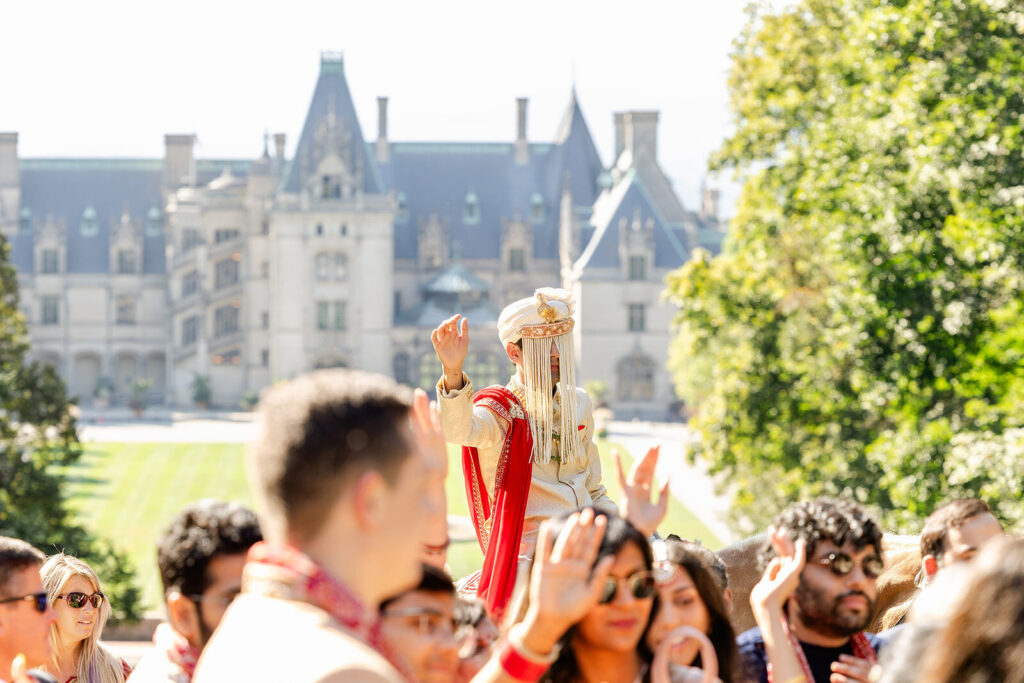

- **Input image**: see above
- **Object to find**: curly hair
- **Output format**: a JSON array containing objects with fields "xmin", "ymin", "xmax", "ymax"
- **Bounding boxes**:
[
  {"xmin": 156, "ymin": 499, "xmax": 262, "ymax": 598},
  {"xmin": 759, "ymin": 498, "xmax": 883, "ymax": 568}
]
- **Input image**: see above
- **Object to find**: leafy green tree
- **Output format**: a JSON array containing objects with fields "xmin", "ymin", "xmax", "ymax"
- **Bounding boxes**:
[
  {"xmin": 0, "ymin": 233, "xmax": 141, "ymax": 622},
  {"xmin": 668, "ymin": 0, "xmax": 1024, "ymax": 533}
]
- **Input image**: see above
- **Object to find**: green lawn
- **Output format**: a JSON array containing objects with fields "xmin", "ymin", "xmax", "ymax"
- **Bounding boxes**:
[{"xmin": 61, "ymin": 440, "xmax": 719, "ymax": 613}]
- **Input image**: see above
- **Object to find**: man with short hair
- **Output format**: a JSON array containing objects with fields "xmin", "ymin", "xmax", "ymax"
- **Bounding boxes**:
[
  {"xmin": 379, "ymin": 564, "xmax": 460, "ymax": 683},
  {"xmin": 919, "ymin": 497, "xmax": 1004, "ymax": 581},
  {"xmin": 0, "ymin": 537, "xmax": 57, "ymax": 683},
  {"xmin": 740, "ymin": 499, "xmax": 886, "ymax": 683},
  {"xmin": 130, "ymin": 500, "xmax": 262, "ymax": 682}
]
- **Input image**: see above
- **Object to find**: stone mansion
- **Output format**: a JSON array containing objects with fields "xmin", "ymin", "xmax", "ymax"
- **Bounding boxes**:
[{"xmin": 0, "ymin": 53, "xmax": 725, "ymax": 419}]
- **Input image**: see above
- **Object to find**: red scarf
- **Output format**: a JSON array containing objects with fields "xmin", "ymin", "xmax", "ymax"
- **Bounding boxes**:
[
  {"xmin": 462, "ymin": 387, "xmax": 533, "ymax": 620},
  {"xmin": 244, "ymin": 542, "xmax": 412, "ymax": 681},
  {"xmin": 767, "ymin": 615, "xmax": 877, "ymax": 683}
]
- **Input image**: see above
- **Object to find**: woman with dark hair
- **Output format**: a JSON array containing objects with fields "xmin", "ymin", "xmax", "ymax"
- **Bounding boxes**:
[
  {"xmin": 511, "ymin": 509, "xmax": 658, "ymax": 683},
  {"xmin": 646, "ymin": 539, "xmax": 737, "ymax": 682}
]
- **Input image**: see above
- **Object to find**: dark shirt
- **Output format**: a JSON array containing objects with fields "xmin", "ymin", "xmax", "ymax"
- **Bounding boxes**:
[{"xmin": 737, "ymin": 626, "xmax": 886, "ymax": 683}]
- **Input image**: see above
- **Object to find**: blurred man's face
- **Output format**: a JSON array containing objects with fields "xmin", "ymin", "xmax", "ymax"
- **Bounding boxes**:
[
  {"xmin": 793, "ymin": 540, "xmax": 879, "ymax": 638},
  {"xmin": 941, "ymin": 513, "xmax": 1004, "ymax": 566},
  {"xmin": 0, "ymin": 566, "xmax": 57, "ymax": 667},
  {"xmin": 381, "ymin": 590, "xmax": 459, "ymax": 683},
  {"xmin": 195, "ymin": 552, "xmax": 247, "ymax": 647}
]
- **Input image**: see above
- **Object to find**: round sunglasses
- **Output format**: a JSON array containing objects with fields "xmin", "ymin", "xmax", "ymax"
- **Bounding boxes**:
[
  {"xmin": 0, "ymin": 591, "xmax": 48, "ymax": 613},
  {"xmin": 815, "ymin": 552, "xmax": 884, "ymax": 579},
  {"xmin": 57, "ymin": 591, "xmax": 106, "ymax": 609},
  {"xmin": 599, "ymin": 570, "xmax": 656, "ymax": 604}
]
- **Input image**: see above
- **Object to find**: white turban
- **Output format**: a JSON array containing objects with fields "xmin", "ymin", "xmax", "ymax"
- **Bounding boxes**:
[
  {"xmin": 498, "ymin": 287, "xmax": 575, "ymax": 344},
  {"xmin": 496, "ymin": 288, "xmax": 580, "ymax": 465}
]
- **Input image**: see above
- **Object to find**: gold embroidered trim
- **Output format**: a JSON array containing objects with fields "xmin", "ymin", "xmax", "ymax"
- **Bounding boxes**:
[{"xmin": 518, "ymin": 318, "xmax": 574, "ymax": 338}]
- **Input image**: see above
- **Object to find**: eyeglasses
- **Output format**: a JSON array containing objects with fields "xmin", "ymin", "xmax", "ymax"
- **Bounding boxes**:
[
  {"xmin": 382, "ymin": 606, "xmax": 457, "ymax": 639},
  {"xmin": 816, "ymin": 552, "xmax": 884, "ymax": 579},
  {"xmin": 57, "ymin": 591, "xmax": 106, "ymax": 609},
  {"xmin": 0, "ymin": 592, "xmax": 48, "ymax": 613},
  {"xmin": 187, "ymin": 590, "xmax": 240, "ymax": 607},
  {"xmin": 599, "ymin": 571, "xmax": 656, "ymax": 604}
]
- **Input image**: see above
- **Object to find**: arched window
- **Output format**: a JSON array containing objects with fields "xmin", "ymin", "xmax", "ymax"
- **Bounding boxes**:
[
  {"xmin": 334, "ymin": 252, "xmax": 348, "ymax": 280},
  {"xmin": 80, "ymin": 206, "xmax": 99, "ymax": 237},
  {"xmin": 19, "ymin": 207, "xmax": 32, "ymax": 234},
  {"xmin": 617, "ymin": 353, "xmax": 656, "ymax": 402},
  {"xmin": 393, "ymin": 352, "xmax": 412, "ymax": 386},
  {"xmin": 464, "ymin": 192, "xmax": 480, "ymax": 225},
  {"xmin": 145, "ymin": 207, "xmax": 163, "ymax": 236}
]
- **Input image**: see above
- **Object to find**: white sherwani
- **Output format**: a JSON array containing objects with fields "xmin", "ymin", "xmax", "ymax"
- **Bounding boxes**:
[{"xmin": 438, "ymin": 373, "xmax": 617, "ymax": 554}]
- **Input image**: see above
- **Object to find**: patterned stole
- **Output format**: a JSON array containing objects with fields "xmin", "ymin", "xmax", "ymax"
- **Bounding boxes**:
[{"xmin": 462, "ymin": 386, "xmax": 532, "ymax": 620}]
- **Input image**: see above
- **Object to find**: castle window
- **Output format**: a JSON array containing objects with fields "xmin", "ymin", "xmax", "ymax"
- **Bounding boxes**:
[
  {"xmin": 530, "ymin": 193, "xmax": 545, "ymax": 223},
  {"xmin": 19, "ymin": 207, "xmax": 32, "ymax": 234},
  {"xmin": 396, "ymin": 192, "xmax": 409, "ymax": 223},
  {"xmin": 213, "ymin": 349, "xmax": 241, "ymax": 366},
  {"xmin": 41, "ymin": 249, "xmax": 59, "ymax": 274},
  {"xmin": 182, "ymin": 315, "xmax": 199, "ymax": 345},
  {"xmin": 316, "ymin": 300, "xmax": 346, "ymax": 330},
  {"xmin": 261, "ymin": 349, "xmax": 269, "ymax": 366},
  {"xmin": 617, "ymin": 353, "xmax": 655, "ymax": 401},
  {"xmin": 261, "ymin": 311, "xmax": 269, "ymax": 329},
  {"xmin": 117, "ymin": 250, "xmax": 137, "ymax": 274},
  {"xmin": 629, "ymin": 255, "xmax": 646, "ymax": 281},
  {"xmin": 116, "ymin": 296, "xmax": 136, "ymax": 325},
  {"xmin": 315, "ymin": 253, "xmax": 331, "ymax": 280},
  {"xmin": 214, "ymin": 304, "xmax": 240, "ymax": 337},
  {"xmin": 509, "ymin": 248, "xmax": 525, "ymax": 272},
  {"xmin": 214, "ymin": 257, "xmax": 240, "ymax": 289},
  {"xmin": 41, "ymin": 296, "xmax": 59, "ymax": 325},
  {"xmin": 628, "ymin": 303, "xmax": 646, "ymax": 332},
  {"xmin": 214, "ymin": 228, "xmax": 239, "ymax": 244},
  {"xmin": 80, "ymin": 206, "xmax": 98, "ymax": 237},
  {"xmin": 316, "ymin": 223, "xmax": 324, "ymax": 236},
  {"xmin": 182, "ymin": 229, "xmax": 202, "ymax": 252},
  {"xmin": 464, "ymin": 192, "xmax": 480, "ymax": 224},
  {"xmin": 145, "ymin": 207, "xmax": 163, "ymax": 236},
  {"xmin": 393, "ymin": 352, "xmax": 412, "ymax": 385}
]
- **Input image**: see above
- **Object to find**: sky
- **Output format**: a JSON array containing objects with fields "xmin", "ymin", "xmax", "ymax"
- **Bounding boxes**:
[{"xmin": 1, "ymin": 0, "xmax": 783, "ymax": 215}]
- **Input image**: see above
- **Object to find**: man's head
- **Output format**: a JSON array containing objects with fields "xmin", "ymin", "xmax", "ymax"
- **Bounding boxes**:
[
  {"xmin": 157, "ymin": 500, "xmax": 262, "ymax": 649},
  {"xmin": 0, "ymin": 537, "xmax": 56, "ymax": 670},
  {"xmin": 920, "ymin": 498, "xmax": 1004, "ymax": 579},
  {"xmin": 497, "ymin": 288, "xmax": 580, "ymax": 466},
  {"xmin": 380, "ymin": 565, "xmax": 459, "ymax": 683},
  {"xmin": 763, "ymin": 498, "xmax": 884, "ymax": 641},
  {"xmin": 249, "ymin": 369, "xmax": 432, "ymax": 602}
]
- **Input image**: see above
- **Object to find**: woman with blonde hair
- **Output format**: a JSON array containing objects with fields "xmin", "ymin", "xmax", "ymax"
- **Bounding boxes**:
[{"xmin": 38, "ymin": 553, "xmax": 130, "ymax": 683}]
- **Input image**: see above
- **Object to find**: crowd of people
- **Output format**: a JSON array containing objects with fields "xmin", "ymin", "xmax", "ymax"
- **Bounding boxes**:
[{"xmin": 0, "ymin": 287, "xmax": 1019, "ymax": 683}]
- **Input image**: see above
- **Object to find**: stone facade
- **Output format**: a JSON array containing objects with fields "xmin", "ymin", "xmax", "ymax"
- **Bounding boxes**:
[{"xmin": 2, "ymin": 53, "xmax": 725, "ymax": 419}]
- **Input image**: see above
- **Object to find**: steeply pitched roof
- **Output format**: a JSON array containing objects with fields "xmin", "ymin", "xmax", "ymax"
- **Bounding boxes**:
[
  {"xmin": 281, "ymin": 54, "xmax": 383, "ymax": 195},
  {"xmin": 15, "ymin": 160, "xmax": 165, "ymax": 275},
  {"xmin": 546, "ymin": 90, "xmax": 604, "ymax": 208},
  {"xmin": 573, "ymin": 169, "xmax": 691, "ymax": 277}
]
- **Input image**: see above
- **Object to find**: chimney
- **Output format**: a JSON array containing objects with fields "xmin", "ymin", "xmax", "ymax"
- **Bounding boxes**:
[
  {"xmin": 623, "ymin": 111, "xmax": 659, "ymax": 163},
  {"xmin": 613, "ymin": 113, "xmax": 626, "ymax": 161},
  {"xmin": 514, "ymin": 97, "xmax": 529, "ymax": 165},
  {"xmin": 376, "ymin": 96, "xmax": 390, "ymax": 163},
  {"xmin": 702, "ymin": 185, "xmax": 721, "ymax": 219},
  {"xmin": 0, "ymin": 132, "xmax": 18, "ymax": 187},
  {"xmin": 274, "ymin": 133, "xmax": 286, "ymax": 161},
  {"xmin": 163, "ymin": 134, "xmax": 196, "ymax": 192}
]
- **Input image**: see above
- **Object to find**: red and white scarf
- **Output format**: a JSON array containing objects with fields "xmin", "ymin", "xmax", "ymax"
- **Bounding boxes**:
[{"xmin": 767, "ymin": 615, "xmax": 876, "ymax": 683}]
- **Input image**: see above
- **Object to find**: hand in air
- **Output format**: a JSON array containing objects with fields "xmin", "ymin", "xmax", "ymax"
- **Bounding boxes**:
[
  {"xmin": 750, "ymin": 528, "xmax": 806, "ymax": 616},
  {"xmin": 614, "ymin": 445, "xmax": 670, "ymax": 537},
  {"xmin": 431, "ymin": 314, "xmax": 469, "ymax": 372},
  {"xmin": 411, "ymin": 388, "xmax": 449, "ymax": 545}
]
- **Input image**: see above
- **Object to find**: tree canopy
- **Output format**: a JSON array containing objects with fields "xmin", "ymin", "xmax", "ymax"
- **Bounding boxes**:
[
  {"xmin": 0, "ymin": 233, "xmax": 140, "ymax": 621},
  {"xmin": 668, "ymin": 0, "xmax": 1024, "ymax": 532}
]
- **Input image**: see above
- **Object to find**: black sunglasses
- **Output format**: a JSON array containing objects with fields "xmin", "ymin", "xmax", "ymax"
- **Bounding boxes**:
[
  {"xmin": 58, "ymin": 591, "xmax": 106, "ymax": 609},
  {"xmin": 816, "ymin": 552, "xmax": 884, "ymax": 579},
  {"xmin": 0, "ymin": 591, "xmax": 49, "ymax": 613},
  {"xmin": 599, "ymin": 571, "xmax": 656, "ymax": 604}
]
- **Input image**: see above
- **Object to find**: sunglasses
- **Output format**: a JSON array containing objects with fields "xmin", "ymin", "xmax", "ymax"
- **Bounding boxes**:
[
  {"xmin": 599, "ymin": 571, "xmax": 656, "ymax": 604},
  {"xmin": 0, "ymin": 591, "xmax": 49, "ymax": 613},
  {"xmin": 58, "ymin": 591, "xmax": 106, "ymax": 609},
  {"xmin": 816, "ymin": 552, "xmax": 884, "ymax": 579}
]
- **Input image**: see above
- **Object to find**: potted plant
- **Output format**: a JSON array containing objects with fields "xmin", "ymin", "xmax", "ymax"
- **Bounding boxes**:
[
  {"xmin": 191, "ymin": 373, "xmax": 212, "ymax": 410},
  {"xmin": 128, "ymin": 378, "xmax": 152, "ymax": 417},
  {"xmin": 92, "ymin": 377, "xmax": 115, "ymax": 409}
]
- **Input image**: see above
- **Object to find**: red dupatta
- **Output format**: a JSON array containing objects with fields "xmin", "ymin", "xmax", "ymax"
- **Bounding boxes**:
[{"xmin": 462, "ymin": 386, "xmax": 533, "ymax": 620}]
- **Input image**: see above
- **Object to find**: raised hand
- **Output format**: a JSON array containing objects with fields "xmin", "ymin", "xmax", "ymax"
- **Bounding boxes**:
[
  {"xmin": 614, "ymin": 446, "xmax": 670, "ymax": 537},
  {"xmin": 750, "ymin": 529, "xmax": 806, "ymax": 616},
  {"xmin": 517, "ymin": 508, "xmax": 614, "ymax": 655},
  {"xmin": 431, "ymin": 315, "xmax": 469, "ymax": 389},
  {"xmin": 411, "ymin": 388, "xmax": 449, "ymax": 546}
]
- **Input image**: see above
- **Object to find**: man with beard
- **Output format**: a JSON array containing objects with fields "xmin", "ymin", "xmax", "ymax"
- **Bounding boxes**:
[
  {"xmin": 739, "ymin": 498, "xmax": 885, "ymax": 683},
  {"xmin": 131, "ymin": 501, "xmax": 262, "ymax": 682}
]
